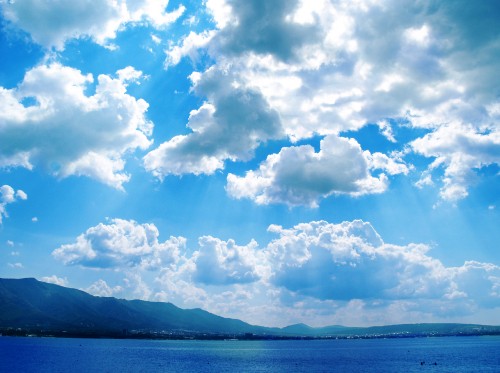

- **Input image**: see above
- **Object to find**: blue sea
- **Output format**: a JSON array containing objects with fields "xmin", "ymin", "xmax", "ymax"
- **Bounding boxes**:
[{"xmin": 1, "ymin": 336, "xmax": 499, "ymax": 372}]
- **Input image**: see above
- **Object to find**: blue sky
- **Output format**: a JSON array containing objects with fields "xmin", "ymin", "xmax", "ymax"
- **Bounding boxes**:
[{"xmin": 0, "ymin": 0, "xmax": 499, "ymax": 327}]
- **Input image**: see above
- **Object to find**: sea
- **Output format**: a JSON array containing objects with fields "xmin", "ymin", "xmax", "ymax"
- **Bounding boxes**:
[{"xmin": 1, "ymin": 336, "xmax": 499, "ymax": 372}]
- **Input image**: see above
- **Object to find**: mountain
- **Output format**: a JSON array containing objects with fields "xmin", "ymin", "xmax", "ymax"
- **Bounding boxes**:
[
  {"xmin": 1, "ymin": 278, "xmax": 499, "ymax": 338},
  {"xmin": 280, "ymin": 323, "xmax": 500, "ymax": 337},
  {"xmin": 0, "ymin": 278, "xmax": 270, "ymax": 336}
]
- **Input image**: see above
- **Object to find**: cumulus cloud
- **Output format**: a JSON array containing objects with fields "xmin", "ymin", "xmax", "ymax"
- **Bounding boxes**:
[
  {"xmin": 412, "ymin": 123, "xmax": 500, "ymax": 202},
  {"xmin": 167, "ymin": 0, "xmax": 321, "ymax": 66},
  {"xmin": 41, "ymin": 275, "xmax": 68, "ymax": 287},
  {"xmin": 208, "ymin": 0, "xmax": 321, "ymax": 62},
  {"xmin": 154, "ymin": 267, "xmax": 210, "ymax": 308},
  {"xmin": 266, "ymin": 220, "xmax": 445, "ymax": 301},
  {"xmin": 144, "ymin": 67, "xmax": 283, "ymax": 177},
  {"xmin": 164, "ymin": 0, "xmax": 500, "ymax": 203},
  {"xmin": 191, "ymin": 236, "xmax": 265, "ymax": 285},
  {"xmin": 259, "ymin": 219, "xmax": 499, "ymax": 325},
  {"xmin": 0, "ymin": 63, "xmax": 152, "ymax": 189},
  {"xmin": 0, "ymin": 0, "xmax": 185, "ymax": 50},
  {"xmin": 58, "ymin": 218, "xmax": 500, "ymax": 325},
  {"xmin": 0, "ymin": 185, "xmax": 27, "ymax": 224},
  {"xmin": 85, "ymin": 279, "xmax": 123, "ymax": 297},
  {"xmin": 226, "ymin": 136, "xmax": 407, "ymax": 207},
  {"xmin": 52, "ymin": 218, "xmax": 185, "ymax": 269}
]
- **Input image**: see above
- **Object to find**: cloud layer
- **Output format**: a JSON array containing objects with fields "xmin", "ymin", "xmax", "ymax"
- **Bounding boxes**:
[
  {"xmin": 54, "ymin": 218, "xmax": 500, "ymax": 326},
  {"xmin": 160, "ymin": 0, "xmax": 500, "ymax": 204},
  {"xmin": 3, "ymin": 0, "xmax": 496, "ymax": 203}
]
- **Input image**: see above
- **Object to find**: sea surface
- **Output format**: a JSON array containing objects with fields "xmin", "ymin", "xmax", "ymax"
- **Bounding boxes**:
[{"xmin": 1, "ymin": 335, "xmax": 499, "ymax": 372}]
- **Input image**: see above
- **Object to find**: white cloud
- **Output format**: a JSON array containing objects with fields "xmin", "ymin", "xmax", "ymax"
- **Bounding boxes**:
[
  {"xmin": 163, "ymin": 0, "xmax": 500, "ymax": 203},
  {"xmin": 0, "ymin": 185, "xmax": 27, "ymax": 224},
  {"xmin": 209, "ymin": 0, "xmax": 321, "ymax": 62},
  {"xmin": 151, "ymin": 34, "xmax": 161, "ymax": 45},
  {"xmin": 31, "ymin": 217, "xmax": 38, "ymax": 222},
  {"xmin": 191, "ymin": 236, "xmax": 266, "ymax": 285},
  {"xmin": 376, "ymin": 120, "xmax": 397, "ymax": 143},
  {"xmin": 365, "ymin": 151, "xmax": 409, "ymax": 176},
  {"xmin": 15, "ymin": 189, "xmax": 27, "ymax": 200},
  {"xmin": 144, "ymin": 67, "xmax": 283, "ymax": 177},
  {"xmin": 6, "ymin": 240, "xmax": 14, "ymax": 247},
  {"xmin": 41, "ymin": 275, "xmax": 68, "ymax": 287},
  {"xmin": 412, "ymin": 123, "xmax": 500, "ymax": 201},
  {"xmin": 59, "ymin": 218, "xmax": 500, "ymax": 325},
  {"xmin": 52, "ymin": 218, "xmax": 185, "ymax": 270},
  {"xmin": 154, "ymin": 268, "xmax": 210, "ymax": 308},
  {"xmin": 123, "ymin": 272, "xmax": 152, "ymax": 300},
  {"xmin": 226, "ymin": 136, "xmax": 400, "ymax": 207},
  {"xmin": 0, "ymin": 0, "xmax": 185, "ymax": 50},
  {"xmin": 85, "ymin": 279, "xmax": 123, "ymax": 298},
  {"xmin": 8, "ymin": 262, "xmax": 23, "ymax": 269},
  {"xmin": 168, "ymin": 0, "xmax": 321, "ymax": 66},
  {"xmin": 165, "ymin": 30, "xmax": 216, "ymax": 67},
  {"xmin": 263, "ymin": 220, "xmax": 499, "ymax": 320},
  {"xmin": 0, "ymin": 63, "xmax": 152, "ymax": 189}
]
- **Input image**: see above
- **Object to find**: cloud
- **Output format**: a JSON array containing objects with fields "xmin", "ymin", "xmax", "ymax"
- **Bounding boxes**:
[
  {"xmin": 0, "ymin": 185, "xmax": 27, "ymax": 224},
  {"xmin": 8, "ymin": 262, "xmax": 23, "ymax": 269},
  {"xmin": 207, "ymin": 0, "xmax": 321, "ymax": 62},
  {"xmin": 0, "ymin": 0, "xmax": 185, "ymax": 50},
  {"xmin": 165, "ymin": 30, "xmax": 216, "ymax": 67},
  {"xmin": 191, "ymin": 236, "xmax": 265, "ymax": 285},
  {"xmin": 167, "ymin": 0, "xmax": 321, "ymax": 66},
  {"xmin": 123, "ymin": 272, "xmax": 152, "ymax": 300},
  {"xmin": 226, "ymin": 136, "xmax": 407, "ymax": 207},
  {"xmin": 52, "ymin": 218, "xmax": 185, "ymax": 269},
  {"xmin": 164, "ymin": 0, "xmax": 500, "ymax": 203},
  {"xmin": 85, "ymin": 279, "xmax": 123, "ymax": 297},
  {"xmin": 144, "ymin": 67, "xmax": 283, "ymax": 177},
  {"xmin": 154, "ymin": 267, "xmax": 210, "ymax": 308},
  {"xmin": 41, "ymin": 275, "xmax": 68, "ymax": 287},
  {"xmin": 0, "ymin": 63, "xmax": 152, "ymax": 189},
  {"xmin": 412, "ymin": 123, "xmax": 500, "ymax": 201},
  {"xmin": 266, "ymin": 221, "xmax": 499, "ymax": 317},
  {"xmin": 59, "ymin": 218, "xmax": 500, "ymax": 325}
]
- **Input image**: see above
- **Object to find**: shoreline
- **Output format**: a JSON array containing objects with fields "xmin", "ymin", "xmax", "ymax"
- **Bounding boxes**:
[{"xmin": 2, "ymin": 328, "xmax": 499, "ymax": 341}]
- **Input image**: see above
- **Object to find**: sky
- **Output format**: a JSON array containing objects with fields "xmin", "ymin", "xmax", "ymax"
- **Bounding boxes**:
[{"xmin": 0, "ymin": 0, "xmax": 499, "ymax": 328}]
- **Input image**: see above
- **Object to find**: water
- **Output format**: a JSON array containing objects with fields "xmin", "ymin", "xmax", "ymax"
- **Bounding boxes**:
[{"xmin": 1, "ymin": 336, "xmax": 499, "ymax": 372}]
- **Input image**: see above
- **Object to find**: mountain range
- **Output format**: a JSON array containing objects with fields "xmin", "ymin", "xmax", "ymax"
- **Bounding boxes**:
[{"xmin": 1, "ymin": 278, "xmax": 498, "ymax": 339}]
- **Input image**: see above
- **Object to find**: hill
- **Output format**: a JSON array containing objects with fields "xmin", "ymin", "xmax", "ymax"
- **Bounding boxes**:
[
  {"xmin": 0, "ymin": 278, "xmax": 269, "ymax": 336},
  {"xmin": 1, "ymin": 278, "xmax": 499, "ymax": 339}
]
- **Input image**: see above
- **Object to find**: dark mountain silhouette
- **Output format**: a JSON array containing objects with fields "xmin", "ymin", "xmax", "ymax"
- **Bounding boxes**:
[
  {"xmin": 1, "ymin": 278, "xmax": 499, "ymax": 338},
  {"xmin": 0, "ymin": 278, "xmax": 269, "ymax": 335}
]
